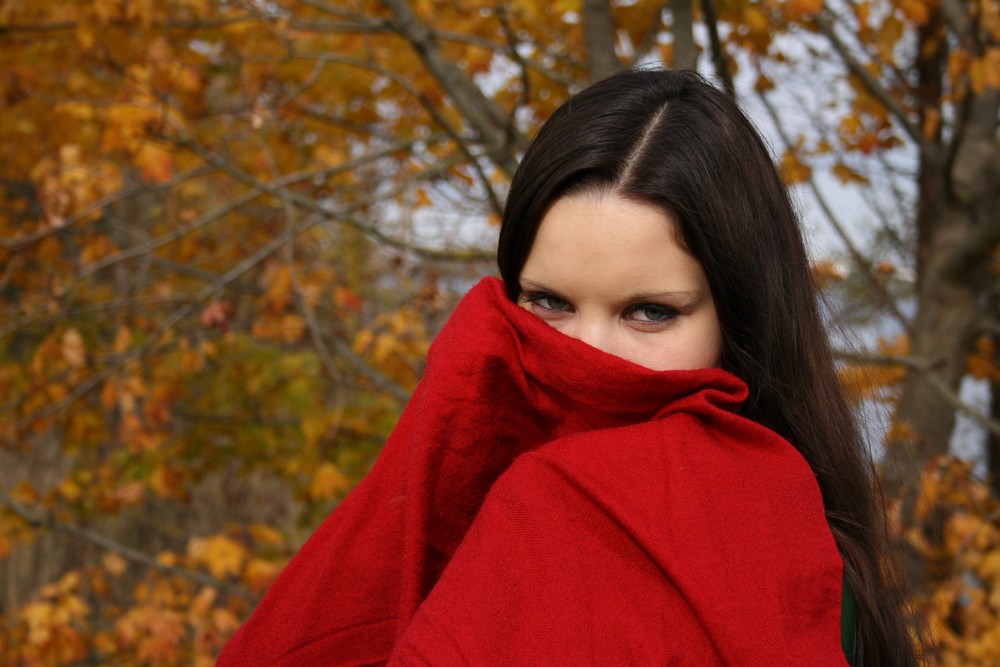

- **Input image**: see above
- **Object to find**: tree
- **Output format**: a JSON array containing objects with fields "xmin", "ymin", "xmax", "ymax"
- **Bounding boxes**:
[{"xmin": 1, "ymin": 0, "xmax": 998, "ymax": 663}]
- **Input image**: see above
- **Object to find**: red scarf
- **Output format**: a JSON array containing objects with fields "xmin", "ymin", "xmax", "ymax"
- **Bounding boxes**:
[{"xmin": 218, "ymin": 277, "xmax": 847, "ymax": 666}]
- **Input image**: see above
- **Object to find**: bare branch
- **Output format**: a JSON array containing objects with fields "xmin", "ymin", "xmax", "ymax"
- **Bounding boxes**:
[
  {"xmin": 181, "ymin": 139, "xmax": 493, "ymax": 261},
  {"xmin": 834, "ymin": 350, "xmax": 1000, "ymax": 438},
  {"xmin": 14, "ymin": 208, "xmax": 327, "ymax": 431},
  {"xmin": 755, "ymin": 87, "xmax": 911, "ymax": 330},
  {"xmin": 939, "ymin": 0, "xmax": 974, "ymax": 42},
  {"xmin": 702, "ymin": 0, "xmax": 734, "ymax": 96},
  {"xmin": 0, "ymin": 166, "xmax": 216, "ymax": 251},
  {"xmin": 814, "ymin": 12, "xmax": 925, "ymax": 149},
  {"xmin": 75, "ymin": 137, "xmax": 438, "ymax": 282},
  {"xmin": 434, "ymin": 29, "xmax": 575, "ymax": 88},
  {"xmin": 263, "ymin": 135, "xmax": 356, "ymax": 425},
  {"xmin": 378, "ymin": 0, "xmax": 526, "ymax": 174},
  {"xmin": 0, "ymin": 15, "xmax": 259, "ymax": 36},
  {"xmin": 1, "ymin": 495, "xmax": 256, "ymax": 600}
]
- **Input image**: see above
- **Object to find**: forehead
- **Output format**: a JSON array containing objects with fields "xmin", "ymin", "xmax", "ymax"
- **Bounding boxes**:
[{"xmin": 522, "ymin": 194, "xmax": 709, "ymax": 295}]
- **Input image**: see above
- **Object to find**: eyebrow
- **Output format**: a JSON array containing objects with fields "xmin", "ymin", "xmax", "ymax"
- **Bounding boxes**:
[{"xmin": 518, "ymin": 278, "xmax": 705, "ymax": 302}]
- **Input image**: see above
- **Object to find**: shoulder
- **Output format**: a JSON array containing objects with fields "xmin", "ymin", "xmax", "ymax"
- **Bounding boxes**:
[{"xmin": 394, "ymin": 416, "xmax": 847, "ymax": 665}]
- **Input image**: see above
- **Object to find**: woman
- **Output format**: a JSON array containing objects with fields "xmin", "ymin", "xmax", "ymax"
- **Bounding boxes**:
[{"xmin": 219, "ymin": 69, "xmax": 916, "ymax": 666}]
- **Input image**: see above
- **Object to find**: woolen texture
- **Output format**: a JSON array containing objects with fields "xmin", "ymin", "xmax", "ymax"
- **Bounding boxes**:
[{"xmin": 217, "ymin": 277, "xmax": 847, "ymax": 666}]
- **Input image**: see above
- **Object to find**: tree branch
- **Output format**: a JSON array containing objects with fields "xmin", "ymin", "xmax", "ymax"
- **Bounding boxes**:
[
  {"xmin": 834, "ymin": 350, "xmax": 1000, "ymax": 439},
  {"xmin": 181, "ymin": 138, "xmax": 493, "ymax": 261},
  {"xmin": 756, "ymin": 86, "xmax": 912, "ymax": 330},
  {"xmin": 378, "ymin": 0, "xmax": 526, "ymax": 175},
  {"xmin": 814, "ymin": 12, "xmax": 925, "ymax": 149},
  {"xmin": 1, "ymin": 495, "xmax": 256, "ymax": 600},
  {"xmin": 939, "ymin": 0, "xmax": 973, "ymax": 42},
  {"xmin": 0, "ymin": 15, "xmax": 259, "ymax": 36},
  {"xmin": 0, "ymin": 166, "xmax": 216, "ymax": 251},
  {"xmin": 702, "ymin": 0, "xmax": 734, "ymax": 96}
]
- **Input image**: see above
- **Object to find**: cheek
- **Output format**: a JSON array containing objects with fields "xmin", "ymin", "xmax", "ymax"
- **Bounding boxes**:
[{"xmin": 632, "ymin": 320, "xmax": 722, "ymax": 372}]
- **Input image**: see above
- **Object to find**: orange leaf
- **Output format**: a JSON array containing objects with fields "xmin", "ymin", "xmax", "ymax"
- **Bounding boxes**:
[
  {"xmin": 188, "ymin": 535, "xmax": 246, "ymax": 579},
  {"xmin": 967, "ymin": 336, "xmax": 1000, "ymax": 382},
  {"xmin": 248, "ymin": 523, "xmax": 284, "ymax": 546},
  {"xmin": 832, "ymin": 162, "xmax": 871, "ymax": 185},
  {"xmin": 309, "ymin": 462, "xmax": 349, "ymax": 501},
  {"xmin": 334, "ymin": 287, "xmax": 365, "ymax": 314},
  {"xmin": 135, "ymin": 143, "xmax": 174, "ymax": 183},
  {"xmin": 61, "ymin": 328, "xmax": 87, "ymax": 369},
  {"xmin": 779, "ymin": 149, "xmax": 812, "ymax": 185},
  {"xmin": 243, "ymin": 558, "xmax": 282, "ymax": 594},
  {"xmin": 102, "ymin": 552, "xmax": 128, "ymax": 577}
]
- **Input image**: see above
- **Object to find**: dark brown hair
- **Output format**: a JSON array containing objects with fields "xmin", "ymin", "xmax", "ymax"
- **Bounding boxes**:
[{"xmin": 498, "ymin": 68, "xmax": 916, "ymax": 666}]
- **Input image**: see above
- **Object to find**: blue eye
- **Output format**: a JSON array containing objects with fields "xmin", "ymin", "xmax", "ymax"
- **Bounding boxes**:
[{"xmin": 625, "ymin": 304, "xmax": 678, "ymax": 323}]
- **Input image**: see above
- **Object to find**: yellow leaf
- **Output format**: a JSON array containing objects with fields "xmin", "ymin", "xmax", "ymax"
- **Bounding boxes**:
[
  {"xmin": 12, "ymin": 481, "xmax": 39, "ymax": 505},
  {"xmin": 188, "ymin": 535, "xmax": 245, "ymax": 579},
  {"xmin": 247, "ymin": 523, "xmax": 284, "ymax": 546},
  {"xmin": 885, "ymin": 420, "xmax": 915, "ymax": 445},
  {"xmin": 22, "ymin": 601, "xmax": 55, "ymax": 645},
  {"xmin": 280, "ymin": 313, "xmax": 306, "ymax": 343},
  {"xmin": 211, "ymin": 606, "xmax": 241, "ymax": 633},
  {"xmin": 102, "ymin": 552, "xmax": 128, "ymax": 577},
  {"xmin": 967, "ymin": 336, "xmax": 1000, "ymax": 382},
  {"xmin": 56, "ymin": 477, "xmax": 82, "ymax": 502},
  {"xmin": 353, "ymin": 329, "xmax": 374, "ymax": 355},
  {"xmin": 979, "ymin": 551, "xmax": 1000, "ymax": 581},
  {"xmin": 779, "ymin": 149, "xmax": 812, "ymax": 185},
  {"xmin": 114, "ymin": 326, "xmax": 133, "ymax": 354},
  {"xmin": 832, "ymin": 162, "xmax": 871, "ymax": 185},
  {"xmin": 309, "ymin": 462, "xmax": 349, "ymax": 501},
  {"xmin": 744, "ymin": 6, "xmax": 769, "ymax": 34},
  {"xmin": 94, "ymin": 0, "xmax": 120, "ymax": 23},
  {"xmin": 970, "ymin": 48, "xmax": 1000, "ymax": 92},
  {"xmin": 334, "ymin": 286, "xmax": 365, "ymax": 314},
  {"xmin": 811, "ymin": 259, "xmax": 848, "ymax": 288},
  {"xmin": 898, "ymin": 0, "xmax": 930, "ymax": 24},
  {"xmin": 786, "ymin": 0, "xmax": 824, "ymax": 18},
  {"xmin": 55, "ymin": 570, "xmax": 82, "ymax": 595},
  {"xmin": 76, "ymin": 18, "xmax": 97, "ymax": 49},
  {"xmin": 156, "ymin": 550, "xmax": 179, "ymax": 567},
  {"xmin": 243, "ymin": 558, "xmax": 282, "ymax": 594},
  {"xmin": 61, "ymin": 328, "xmax": 87, "ymax": 368},
  {"xmin": 135, "ymin": 143, "xmax": 174, "ymax": 183},
  {"xmin": 876, "ymin": 16, "xmax": 903, "ymax": 62},
  {"xmin": 190, "ymin": 586, "xmax": 218, "ymax": 617}
]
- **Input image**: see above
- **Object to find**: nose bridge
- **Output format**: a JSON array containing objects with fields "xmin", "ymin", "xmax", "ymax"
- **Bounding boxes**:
[{"xmin": 569, "ymin": 312, "xmax": 614, "ymax": 355}]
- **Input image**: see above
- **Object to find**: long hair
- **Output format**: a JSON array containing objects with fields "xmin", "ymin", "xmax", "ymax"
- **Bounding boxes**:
[{"xmin": 497, "ymin": 69, "xmax": 916, "ymax": 666}]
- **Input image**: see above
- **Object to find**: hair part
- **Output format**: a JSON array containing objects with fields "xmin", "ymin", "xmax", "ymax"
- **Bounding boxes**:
[{"xmin": 498, "ymin": 68, "xmax": 918, "ymax": 666}]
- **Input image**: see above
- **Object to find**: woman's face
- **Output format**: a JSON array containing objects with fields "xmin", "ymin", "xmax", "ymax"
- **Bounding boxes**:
[{"xmin": 517, "ymin": 194, "xmax": 722, "ymax": 371}]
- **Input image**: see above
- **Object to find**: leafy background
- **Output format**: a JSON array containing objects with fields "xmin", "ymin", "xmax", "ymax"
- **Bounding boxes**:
[{"xmin": 1, "ymin": 0, "xmax": 998, "ymax": 664}]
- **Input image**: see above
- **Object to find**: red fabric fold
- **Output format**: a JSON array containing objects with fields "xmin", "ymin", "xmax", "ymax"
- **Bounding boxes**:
[{"xmin": 218, "ymin": 277, "xmax": 846, "ymax": 666}]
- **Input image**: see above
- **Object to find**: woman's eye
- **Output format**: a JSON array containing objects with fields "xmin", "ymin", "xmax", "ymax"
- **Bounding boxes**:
[
  {"xmin": 625, "ymin": 304, "xmax": 678, "ymax": 323},
  {"xmin": 523, "ymin": 293, "xmax": 572, "ymax": 313}
]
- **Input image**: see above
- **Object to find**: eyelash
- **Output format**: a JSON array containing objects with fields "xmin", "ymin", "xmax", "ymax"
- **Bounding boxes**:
[
  {"xmin": 521, "ymin": 292, "xmax": 571, "ymax": 313},
  {"xmin": 520, "ymin": 292, "xmax": 680, "ymax": 327}
]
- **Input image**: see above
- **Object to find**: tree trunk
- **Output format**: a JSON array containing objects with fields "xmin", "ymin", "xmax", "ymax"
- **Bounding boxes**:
[
  {"xmin": 581, "ymin": 0, "xmax": 622, "ymax": 83},
  {"xmin": 883, "ymin": 13, "xmax": 1000, "ymax": 509},
  {"xmin": 671, "ymin": 0, "xmax": 696, "ymax": 70}
]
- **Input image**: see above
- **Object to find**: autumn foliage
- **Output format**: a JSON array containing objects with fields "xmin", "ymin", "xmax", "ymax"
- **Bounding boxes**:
[{"xmin": 1, "ymin": 0, "xmax": 998, "ymax": 664}]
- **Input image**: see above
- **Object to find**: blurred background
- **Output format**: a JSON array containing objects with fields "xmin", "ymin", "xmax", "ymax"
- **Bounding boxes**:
[{"xmin": 1, "ymin": 0, "xmax": 998, "ymax": 663}]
